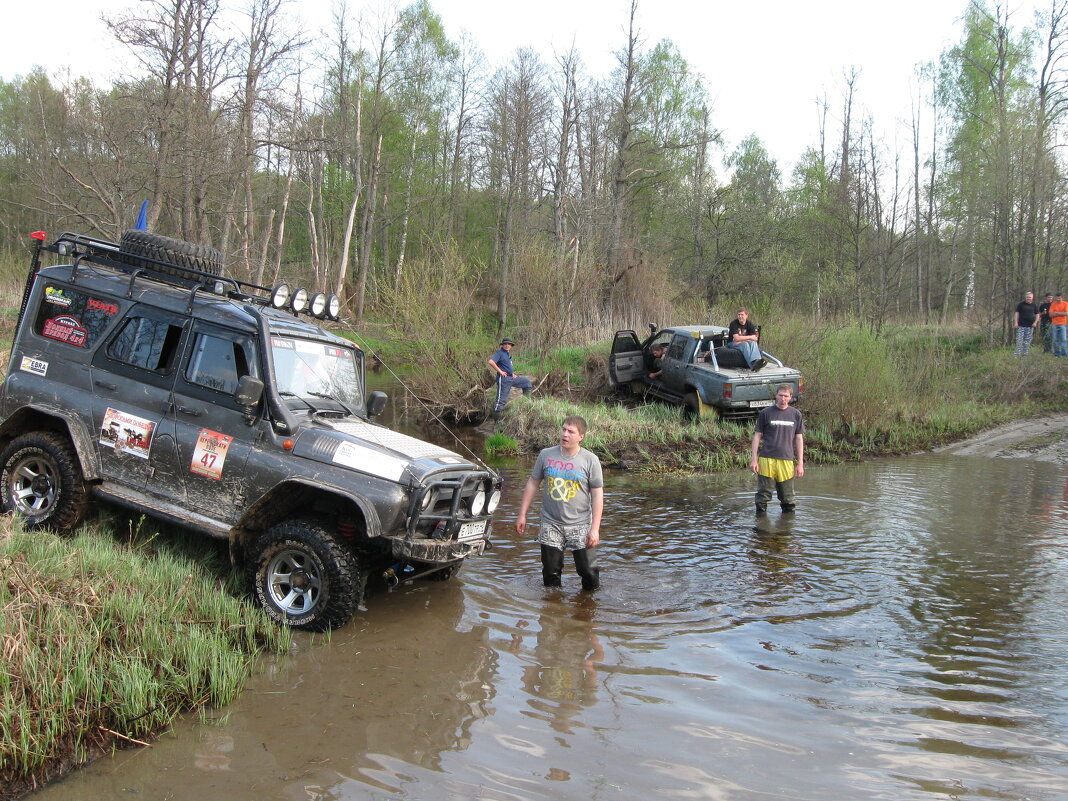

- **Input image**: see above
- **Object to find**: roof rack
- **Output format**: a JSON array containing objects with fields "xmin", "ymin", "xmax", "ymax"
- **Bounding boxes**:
[
  {"xmin": 29, "ymin": 230, "xmax": 342, "ymax": 321},
  {"xmin": 48, "ymin": 231, "xmax": 269, "ymax": 305}
]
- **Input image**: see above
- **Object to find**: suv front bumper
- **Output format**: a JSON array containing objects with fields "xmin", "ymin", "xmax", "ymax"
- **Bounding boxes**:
[{"xmin": 388, "ymin": 527, "xmax": 489, "ymax": 564}]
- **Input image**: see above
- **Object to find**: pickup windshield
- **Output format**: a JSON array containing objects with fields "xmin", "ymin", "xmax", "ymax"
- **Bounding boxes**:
[{"xmin": 270, "ymin": 336, "xmax": 364, "ymax": 409}]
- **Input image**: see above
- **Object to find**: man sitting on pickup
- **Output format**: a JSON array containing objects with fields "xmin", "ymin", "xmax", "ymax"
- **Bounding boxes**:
[
  {"xmin": 647, "ymin": 342, "xmax": 668, "ymax": 381},
  {"xmin": 728, "ymin": 308, "xmax": 766, "ymax": 371}
]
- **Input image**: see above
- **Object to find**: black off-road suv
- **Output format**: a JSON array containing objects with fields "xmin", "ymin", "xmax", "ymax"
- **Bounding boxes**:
[{"xmin": 0, "ymin": 230, "xmax": 502, "ymax": 631}]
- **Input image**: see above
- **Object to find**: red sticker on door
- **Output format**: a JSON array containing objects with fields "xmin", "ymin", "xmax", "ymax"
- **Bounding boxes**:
[{"xmin": 190, "ymin": 428, "xmax": 233, "ymax": 480}]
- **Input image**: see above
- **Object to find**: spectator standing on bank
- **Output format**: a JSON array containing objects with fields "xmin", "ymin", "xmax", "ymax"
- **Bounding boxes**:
[
  {"xmin": 1039, "ymin": 293, "xmax": 1055, "ymax": 353},
  {"xmin": 488, "ymin": 338, "xmax": 533, "ymax": 422},
  {"xmin": 1050, "ymin": 293, "xmax": 1068, "ymax": 358},
  {"xmin": 1013, "ymin": 291, "xmax": 1040, "ymax": 357}
]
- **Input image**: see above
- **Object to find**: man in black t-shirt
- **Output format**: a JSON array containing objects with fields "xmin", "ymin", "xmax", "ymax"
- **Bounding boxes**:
[
  {"xmin": 1039, "ymin": 292, "xmax": 1054, "ymax": 353},
  {"xmin": 750, "ymin": 384, "xmax": 804, "ymax": 514},
  {"xmin": 1013, "ymin": 291, "xmax": 1039, "ymax": 357},
  {"xmin": 728, "ymin": 307, "xmax": 765, "ymax": 370}
]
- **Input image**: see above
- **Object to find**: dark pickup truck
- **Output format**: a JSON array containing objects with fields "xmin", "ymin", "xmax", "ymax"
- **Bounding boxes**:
[{"xmin": 608, "ymin": 325, "xmax": 803, "ymax": 419}]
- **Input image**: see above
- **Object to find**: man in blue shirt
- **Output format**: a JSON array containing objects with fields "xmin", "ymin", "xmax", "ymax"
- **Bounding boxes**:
[{"xmin": 488, "ymin": 338, "xmax": 533, "ymax": 422}]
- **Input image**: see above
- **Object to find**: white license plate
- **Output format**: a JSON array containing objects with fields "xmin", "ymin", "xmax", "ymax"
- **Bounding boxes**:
[
  {"xmin": 750, "ymin": 399, "xmax": 774, "ymax": 408},
  {"xmin": 457, "ymin": 520, "xmax": 488, "ymax": 542}
]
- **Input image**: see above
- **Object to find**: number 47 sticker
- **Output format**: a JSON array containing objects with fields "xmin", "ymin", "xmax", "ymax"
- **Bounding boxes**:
[{"xmin": 190, "ymin": 428, "xmax": 233, "ymax": 480}]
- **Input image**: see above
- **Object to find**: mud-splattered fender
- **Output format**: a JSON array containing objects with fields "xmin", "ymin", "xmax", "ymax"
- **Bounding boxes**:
[
  {"xmin": 0, "ymin": 403, "xmax": 99, "ymax": 480},
  {"xmin": 234, "ymin": 476, "xmax": 386, "ymax": 540}
]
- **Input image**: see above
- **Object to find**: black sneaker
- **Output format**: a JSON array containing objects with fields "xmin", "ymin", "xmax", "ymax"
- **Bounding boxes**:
[{"xmin": 752, "ymin": 358, "xmax": 766, "ymax": 371}]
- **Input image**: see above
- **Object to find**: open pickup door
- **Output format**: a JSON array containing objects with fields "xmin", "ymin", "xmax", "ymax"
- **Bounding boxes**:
[{"xmin": 609, "ymin": 330, "xmax": 644, "ymax": 386}]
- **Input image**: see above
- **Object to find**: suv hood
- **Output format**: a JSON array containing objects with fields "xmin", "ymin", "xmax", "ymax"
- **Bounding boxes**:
[{"xmin": 292, "ymin": 417, "xmax": 479, "ymax": 484}]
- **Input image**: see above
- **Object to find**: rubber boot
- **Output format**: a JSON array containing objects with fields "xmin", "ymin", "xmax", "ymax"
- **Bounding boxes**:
[
  {"xmin": 540, "ymin": 544, "xmax": 564, "ymax": 587},
  {"xmin": 573, "ymin": 548, "xmax": 600, "ymax": 591}
]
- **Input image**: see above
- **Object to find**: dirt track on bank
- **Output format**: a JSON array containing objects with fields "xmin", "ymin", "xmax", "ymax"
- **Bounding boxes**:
[{"xmin": 935, "ymin": 413, "xmax": 1068, "ymax": 463}]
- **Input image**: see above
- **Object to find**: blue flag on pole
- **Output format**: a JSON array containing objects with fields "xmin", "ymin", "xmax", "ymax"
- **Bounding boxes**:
[{"xmin": 135, "ymin": 199, "xmax": 149, "ymax": 231}]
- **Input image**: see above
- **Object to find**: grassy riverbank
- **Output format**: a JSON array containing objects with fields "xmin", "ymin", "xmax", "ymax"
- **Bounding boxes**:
[
  {"xmin": 0, "ymin": 516, "xmax": 291, "ymax": 800},
  {"xmin": 486, "ymin": 322, "xmax": 1067, "ymax": 472}
]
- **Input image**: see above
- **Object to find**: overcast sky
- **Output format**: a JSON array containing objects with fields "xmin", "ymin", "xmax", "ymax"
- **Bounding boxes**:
[{"xmin": 0, "ymin": 0, "xmax": 1045, "ymax": 173}]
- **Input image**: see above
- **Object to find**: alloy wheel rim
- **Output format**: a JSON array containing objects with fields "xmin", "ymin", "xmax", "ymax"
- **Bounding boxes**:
[{"xmin": 266, "ymin": 548, "xmax": 322, "ymax": 615}]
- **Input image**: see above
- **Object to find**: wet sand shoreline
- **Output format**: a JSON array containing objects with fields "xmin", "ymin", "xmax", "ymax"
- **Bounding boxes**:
[{"xmin": 935, "ymin": 413, "xmax": 1068, "ymax": 463}]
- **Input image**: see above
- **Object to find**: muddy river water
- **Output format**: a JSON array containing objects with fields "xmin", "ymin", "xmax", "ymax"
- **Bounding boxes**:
[{"xmin": 31, "ymin": 410, "xmax": 1068, "ymax": 801}]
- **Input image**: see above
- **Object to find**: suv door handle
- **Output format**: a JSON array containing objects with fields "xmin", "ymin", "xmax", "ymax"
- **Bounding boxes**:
[
  {"xmin": 177, "ymin": 405, "xmax": 202, "ymax": 417},
  {"xmin": 94, "ymin": 379, "xmax": 117, "ymax": 391}
]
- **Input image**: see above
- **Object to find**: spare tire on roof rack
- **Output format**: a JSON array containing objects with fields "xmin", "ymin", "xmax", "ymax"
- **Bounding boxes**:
[{"xmin": 118, "ymin": 230, "xmax": 222, "ymax": 282}]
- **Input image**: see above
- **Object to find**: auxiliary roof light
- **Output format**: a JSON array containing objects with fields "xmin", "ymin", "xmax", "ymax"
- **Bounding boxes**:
[
  {"xmin": 310, "ymin": 292, "xmax": 328, "ymax": 318},
  {"xmin": 270, "ymin": 283, "xmax": 291, "ymax": 309},
  {"xmin": 291, "ymin": 287, "xmax": 309, "ymax": 314},
  {"xmin": 327, "ymin": 294, "xmax": 341, "ymax": 320}
]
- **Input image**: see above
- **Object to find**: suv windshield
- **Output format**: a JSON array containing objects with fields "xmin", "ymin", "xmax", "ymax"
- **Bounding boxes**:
[{"xmin": 271, "ymin": 336, "xmax": 363, "ymax": 409}]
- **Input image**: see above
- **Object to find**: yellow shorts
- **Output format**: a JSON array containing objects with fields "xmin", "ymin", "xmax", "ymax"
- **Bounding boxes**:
[{"xmin": 757, "ymin": 457, "xmax": 795, "ymax": 482}]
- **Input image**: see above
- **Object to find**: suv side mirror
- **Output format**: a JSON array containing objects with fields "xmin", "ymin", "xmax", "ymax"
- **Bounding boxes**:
[
  {"xmin": 235, "ymin": 375, "xmax": 264, "ymax": 407},
  {"xmin": 367, "ymin": 390, "xmax": 388, "ymax": 418}
]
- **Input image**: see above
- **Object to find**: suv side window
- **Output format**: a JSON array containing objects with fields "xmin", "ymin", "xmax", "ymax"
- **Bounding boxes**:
[
  {"xmin": 107, "ymin": 316, "xmax": 184, "ymax": 373},
  {"xmin": 185, "ymin": 332, "xmax": 253, "ymax": 394}
]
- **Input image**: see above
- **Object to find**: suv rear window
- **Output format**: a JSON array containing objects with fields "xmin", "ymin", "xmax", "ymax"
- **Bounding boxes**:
[{"xmin": 33, "ymin": 284, "xmax": 120, "ymax": 349}]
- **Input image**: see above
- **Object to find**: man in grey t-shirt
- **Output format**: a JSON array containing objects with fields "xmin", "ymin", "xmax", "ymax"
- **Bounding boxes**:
[{"xmin": 516, "ymin": 415, "xmax": 604, "ymax": 590}]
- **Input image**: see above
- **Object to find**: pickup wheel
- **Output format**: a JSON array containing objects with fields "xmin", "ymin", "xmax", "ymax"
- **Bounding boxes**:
[
  {"xmin": 0, "ymin": 432, "xmax": 88, "ymax": 531},
  {"xmin": 248, "ymin": 520, "xmax": 364, "ymax": 632},
  {"xmin": 119, "ymin": 230, "xmax": 222, "ymax": 281},
  {"xmin": 683, "ymin": 392, "xmax": 711, "ymax": 421}
]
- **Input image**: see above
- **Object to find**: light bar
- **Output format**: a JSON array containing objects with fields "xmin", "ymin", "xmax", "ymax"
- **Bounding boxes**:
[
  {"xmin": 271, "ymin": 283, "xmax": 291, "ymax": 309},
  {"xmin": 291, "ymin": 287, "xmax": 309, "ymax": 313}
]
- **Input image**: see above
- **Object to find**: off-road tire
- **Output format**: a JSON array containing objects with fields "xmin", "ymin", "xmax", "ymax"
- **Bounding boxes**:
[
  {"xmin": 683, "ymin": 392, "xmax": 710, "ymax": 422},
  {"xmin": 118, "ymin": 230, "xmax": 222, "ymax": 281},
  {"xmin": 247, "ymin": 519, "xmax": 364, "ymax": 632},
  {"xmin": 713, "ymin": 346, "xmax": 748, "ymax": 369},
  {"xmin": 0, "ymin": 432, "xmax": 88, "ymax": 531}
]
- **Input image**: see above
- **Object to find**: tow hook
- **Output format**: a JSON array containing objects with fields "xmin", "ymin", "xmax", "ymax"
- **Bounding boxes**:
[
  {"xmin": 383, "ymin": 562, "xmax": 416, "ymax": 589},
  {"xmin": 383, "ymin": 567, "xmax": 400, "ymax": 589}
]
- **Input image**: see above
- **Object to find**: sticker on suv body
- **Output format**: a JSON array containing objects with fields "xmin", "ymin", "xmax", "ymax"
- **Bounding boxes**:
[
  {"xmin": 99, "ymin": 408, "xmax": 155, "ymax": 458},
  {"xmin": 190, "ymin": 428, "xmax": 233, "ymax": 480},
  {"xmin": 19, "ymin": 357, "xmax": 47, "ymax": 376}
]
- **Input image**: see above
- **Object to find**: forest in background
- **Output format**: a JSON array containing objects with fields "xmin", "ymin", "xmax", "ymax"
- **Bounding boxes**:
[{"xmin": 2, "ymin": 0, "xmax": 1068, "ymax": 350}]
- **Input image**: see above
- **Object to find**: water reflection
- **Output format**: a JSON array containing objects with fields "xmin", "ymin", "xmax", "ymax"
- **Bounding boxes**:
[
  {"xmin": 520, "ymin": 597, "xmax": 604, "ymax": 735},
  {"xmin": 29, "ymin": 399, "xmax": 1068, "ymax": 801}
]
